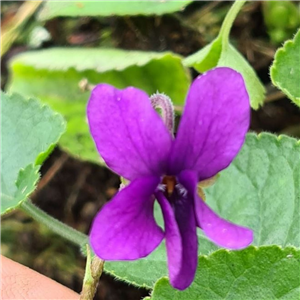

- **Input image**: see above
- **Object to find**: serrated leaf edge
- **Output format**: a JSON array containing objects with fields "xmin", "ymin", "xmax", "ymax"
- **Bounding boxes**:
[
  {"xmin": 150, "ymin": 245, "xmax": 300, "ymax": 299},
  {"xmin": 248, "ymin": 131, "xmax": 300, "ymax": 146},
  {"xmin": 103, "ymin": 267, "xmax": 153, "ymax": 289},
  {"xmin": 1, "ymin": 164, "xmax": 41, "ymax": 215},
  {"xmin": 1, "ymin": 91, "xmax": 66, "ymax": 214},
  {"xmin": 270, "ymin": 29, "xmax": 300, "ymax": 105},
  {"xmin": 2, "ymin": 90, "xmax": 66, "ymax": 165}
]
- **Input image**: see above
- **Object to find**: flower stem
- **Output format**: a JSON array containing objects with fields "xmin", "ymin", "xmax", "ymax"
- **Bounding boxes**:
[
  {"xmin": 20, "ymin": 199, "xmax": 88, "ymax": 248},
  {"xmin": 80, "ymin": 245, "xmax": 104, "ymax": 300},
  {"xmin": 217, "ymin": 0, "xmax": 246, "ymax": 47}
]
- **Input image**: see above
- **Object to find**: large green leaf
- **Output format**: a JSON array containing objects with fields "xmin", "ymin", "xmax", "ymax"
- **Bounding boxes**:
[
  {"xmin": 270, "ymin": 29, "xmax": 300, "ymax": 107},
  {"xmin": 8, "ymin": 48, "xmax": 190, "ymax": 164},
  {"xmin": 151, "ymin": 246, "xmax": 300, "ymax": 300},
  {"xmin": 1, "ymin": 91, "xmax": 65, "ymax": 215},
  {"xmin": 205, "ymin": 133, "xmax": 300, "ymax": 248},
  {"xmin": 104, "ymin": 133, "xmax": 300, "ymax": 287},
  {"xmin": 38, "ymin": 1, "xmax": 192, "ymax": 20}
]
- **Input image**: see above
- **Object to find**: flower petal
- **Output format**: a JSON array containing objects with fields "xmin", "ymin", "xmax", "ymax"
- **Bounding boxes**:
[
  {"xmin": 179, "ymin": 170, "xmax": 253, "ymax": 250},
  {"xmin": 87, "ymin": 84, "xmax": 173, "ymax": 180},
  {"xmin": 90, "ymin": 176, "xmax": 163, "ymax": 260},
  {"xmin": 156, "ymin": 186, "xmax": 198, "ymax": 290},
  {"xmin": 155, "ymin": 193, "xmax": 182, "ymax": 285},
  {"xmin": 169, "ymin": 67, "xmax": 250, "ymax": 180},
  {"xmin": 195, "ymin": 196, "xmax": 253, "ymax": 249}
]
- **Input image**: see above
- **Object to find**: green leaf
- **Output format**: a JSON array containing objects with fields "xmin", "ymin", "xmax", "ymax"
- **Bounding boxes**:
[
  {"xmin": 104, "ymin": 133, "xmax": 300, "ymax": 287},
  {"xmin": 8, "ymin": 48, "xmax": 190, "ymax": 164},
  {"xmin": 183, "ymin": 39, "xmax": 222, "ymax": 73},
  {"xmin": 183, "ymin": 40, "xmax": 265, "ymax": 110},
  {"xmin": 270, "ymin": 29, "xmax": 300, "ymax": 106},
  {"xmin": 183, "ymin": 1, "xmax": 265, "ymax": 109},
  {"xmin": 217, "ymin": 45, "xmax": 266, "ymax": 110},
  {"xmin": 38, "ymin": 1, "xmax": 192, "ymax": 20},
  {"xmin": 205, "ymin": 133, "xmax": 300, "ymax": 248},
  {"xmin": 151, "ymin": 246, "xmax": 300, "ymax": 300},
  {"xmin": 1, "ymin": 91, "xmax": 65, "ymax": 215},
  {"xmin": 1, "ymin": 164, "xmax": 40, "ymax": 215}
]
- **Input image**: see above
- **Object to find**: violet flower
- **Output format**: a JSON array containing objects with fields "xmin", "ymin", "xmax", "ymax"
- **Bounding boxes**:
[{"xmin": 87, "ymin": 67, "xmax": 253, "ymax": 290}]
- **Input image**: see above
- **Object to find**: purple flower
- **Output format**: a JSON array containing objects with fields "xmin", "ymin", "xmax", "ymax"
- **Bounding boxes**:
[{"xmin": 87, "ymin": 67, "xmax": 253, "ymax": 290}]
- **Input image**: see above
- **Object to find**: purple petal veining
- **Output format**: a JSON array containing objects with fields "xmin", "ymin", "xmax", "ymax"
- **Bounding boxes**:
[{"xmin": 169, "ymin": 67, "xmax": 250, "ymax": 180}]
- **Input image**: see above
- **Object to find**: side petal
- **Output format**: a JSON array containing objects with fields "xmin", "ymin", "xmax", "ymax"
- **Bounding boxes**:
[
  {"xmin": 179, "ymin": 170, "xmax": 253, "ymax": 250},
  {"xmin": 156, "ymin": 188, "xmax": 198, "ymax": 290},
  {"xmin": 90, "ymin": 176, "xmax": 163, "ymax": 260},
  {"xmin": 195, "ymin": 196, "xmax": 253, "ymax": 250},
  {"xmin": 169, "ymin": 67, "xmax": 250, "ymax": 180},
  {"xmin": 87, "ymin": 84, "xmax": 173, "ymax": 181}
]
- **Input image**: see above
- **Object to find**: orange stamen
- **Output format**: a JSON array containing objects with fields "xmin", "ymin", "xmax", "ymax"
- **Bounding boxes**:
[{"xmin": 162, "ymin": 176, "xmax": 176, "ymax": 196}]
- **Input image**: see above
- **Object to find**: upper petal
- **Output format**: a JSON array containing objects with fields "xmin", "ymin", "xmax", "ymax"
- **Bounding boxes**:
[
  {"xmin": 90, "ymin": 176, "xmax": 163, "ymax": 260},
  {"xmin": 169, "ymin": 67, "xmax": 250, "ymax": 180},
  {"xmin": 156, "ymin": 179, "xmax": 198, "ymax": 290},
  {"xmin": 87, "ymin": 84, "xmax": 173, "ymax": 180}
]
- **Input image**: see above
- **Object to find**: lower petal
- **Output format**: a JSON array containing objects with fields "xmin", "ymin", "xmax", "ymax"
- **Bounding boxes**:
[
  {"xmin": 195, "ymin": 196, "xmax": 253, "ymax": 250},
  {"xmin": 156, "ymin": 190, "xmax": 198, "ymax": 290},
  {"xmin": 90, "ymin": 176, "xmax": 163, "ymax": 260}
]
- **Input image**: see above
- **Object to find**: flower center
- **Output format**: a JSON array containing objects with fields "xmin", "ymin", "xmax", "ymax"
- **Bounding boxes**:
[
  {"xmin": 162, "ymin": 175, "xmax": 177, "ymax": 197},
  {"xmin": 159, "ymin": 175, "xmax": 188, "ymax": 203}
]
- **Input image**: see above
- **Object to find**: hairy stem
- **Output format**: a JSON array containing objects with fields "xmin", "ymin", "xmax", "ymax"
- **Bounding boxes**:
[
  {"xmin": 217, "ymin": 0, "xmax": 246, "ymax": 47},
  {"xmin": 21, "ymin": 199, "xmax": 88, "ymax": 248},
  {"xmin": 150, "ymin": 92, "xmax": 175, "ymax": 135},
  {"xmin": 80, "ymin": 245, "xmax": 105, "ymax": 300}
]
